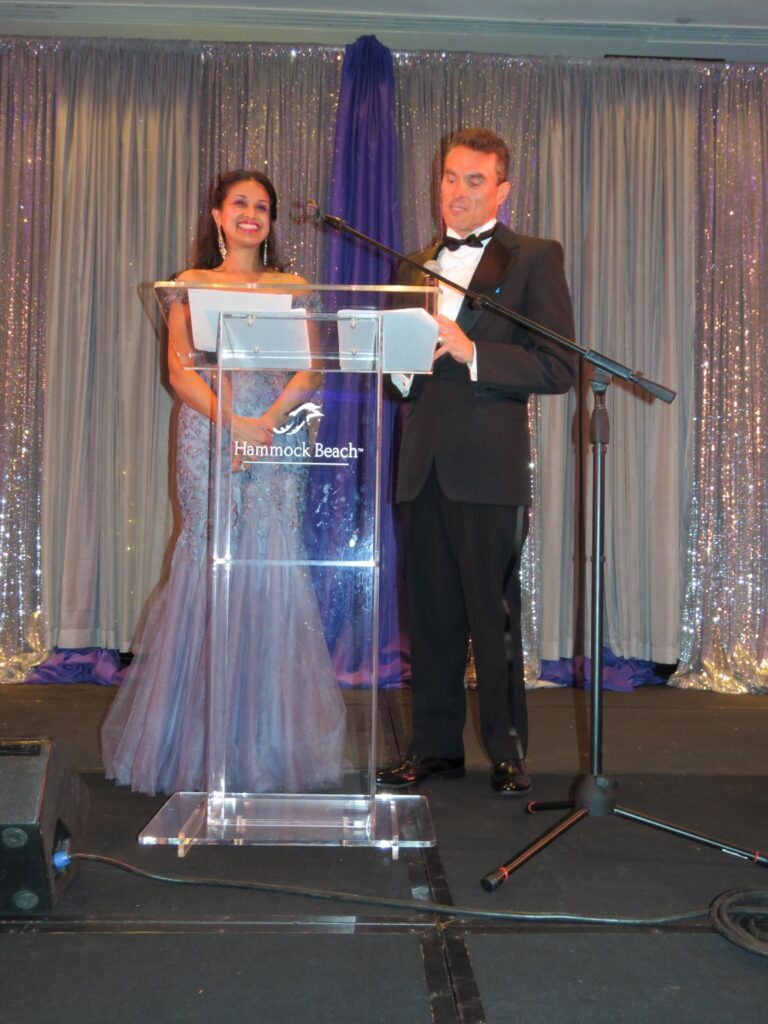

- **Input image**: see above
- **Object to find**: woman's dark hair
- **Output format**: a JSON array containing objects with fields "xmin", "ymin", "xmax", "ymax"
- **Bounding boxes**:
[{"xmin": 191, "ymin": 169, "xmax": 284, "ymax": 271}]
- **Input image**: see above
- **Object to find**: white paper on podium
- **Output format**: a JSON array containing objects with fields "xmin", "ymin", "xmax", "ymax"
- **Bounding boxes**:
[
  {"xmin": 220, "ymin": 310, "xmax": 313, "ymax": 369},
  {"xmin": 187, "ymin": 288, "xmax": 295, "ymax": 355},
  {"xmin": 337, "ymin": 307, "xmax": 437, "ymax": 373}
]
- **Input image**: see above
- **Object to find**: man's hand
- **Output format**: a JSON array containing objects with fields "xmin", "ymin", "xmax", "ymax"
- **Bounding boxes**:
[{"xmin": 434, "ymin": 314, "xmax": 475, "ymax": 365}]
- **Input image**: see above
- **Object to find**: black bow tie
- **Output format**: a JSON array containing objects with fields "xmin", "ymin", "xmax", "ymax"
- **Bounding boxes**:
[{"xmin": 439, "ymin": 227, "xmax": 496, "ymax": 252}]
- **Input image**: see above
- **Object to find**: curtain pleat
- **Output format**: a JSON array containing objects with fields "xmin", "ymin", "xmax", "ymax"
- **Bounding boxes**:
[
  {"xmin": 538, "ymin": 60, "xmax": 696, "ymax": 665},
  {"xmin": 43, "ymin": 42, "xmax": 205, "ymax": 649}
]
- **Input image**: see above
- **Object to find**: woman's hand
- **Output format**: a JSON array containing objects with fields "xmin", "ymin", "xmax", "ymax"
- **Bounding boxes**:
[
  {"xmin": 231, "ymin": 414, "xmax": 274, "ymax": 471},
  {"xmin": 233, "ymin": 414, "xmax": 275, "ymax": 447}
]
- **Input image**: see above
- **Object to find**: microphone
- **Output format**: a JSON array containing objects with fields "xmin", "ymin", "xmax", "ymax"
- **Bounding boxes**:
[{"xmin": 306, "ymin": 200, "xmax": 346, "ymax": 232}]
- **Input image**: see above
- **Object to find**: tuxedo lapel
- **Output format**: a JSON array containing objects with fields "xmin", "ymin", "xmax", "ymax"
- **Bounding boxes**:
[
  {"xmin": 456, "ymin": 234, "xmax": 517, "ymax": 334},
  {"xmin": 405, "ymin": 243, "xmax": 441, "ymax": 285}
]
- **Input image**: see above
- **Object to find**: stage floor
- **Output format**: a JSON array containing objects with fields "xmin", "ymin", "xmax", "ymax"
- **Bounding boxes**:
[{"xmin": 1, "ymin": 682, "xmax": 768, "ymax": 1023}]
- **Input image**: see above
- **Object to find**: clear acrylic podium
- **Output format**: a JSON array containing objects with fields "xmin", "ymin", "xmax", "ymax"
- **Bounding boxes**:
[{"xmin": 140, "ymin": 281, "xmax": 438, "ymax": 856}]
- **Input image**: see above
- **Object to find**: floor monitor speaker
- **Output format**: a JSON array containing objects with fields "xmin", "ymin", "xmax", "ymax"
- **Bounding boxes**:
[{"xmin": 0, "ymin": 738, "xmax": 89, "ymax": 914}]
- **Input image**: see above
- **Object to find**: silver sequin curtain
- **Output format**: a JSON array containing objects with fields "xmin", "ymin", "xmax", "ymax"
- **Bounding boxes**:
[
  {"xmin": 40, "ymin": 40, "xmax": 341, "ymax": 654},
  {"xmin": 0, "ymin": 39, "xmax": 57, "ymax": 678},
  {"xmin": 673, "ymin": 65, "xmax": 768, "ymax": 693}
]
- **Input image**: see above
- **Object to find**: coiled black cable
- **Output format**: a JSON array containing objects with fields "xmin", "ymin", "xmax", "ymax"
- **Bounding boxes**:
[{"xmin": 709, "ymin": 889, "xmax": 768, "ymax": 957}]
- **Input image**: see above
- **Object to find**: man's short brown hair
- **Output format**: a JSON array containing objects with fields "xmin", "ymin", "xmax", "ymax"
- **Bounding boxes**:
[{"xmin": 445, "ymin": 128, "xmax": 510, "ymax": 183}]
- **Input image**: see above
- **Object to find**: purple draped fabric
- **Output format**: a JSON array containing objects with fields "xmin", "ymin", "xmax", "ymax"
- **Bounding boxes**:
[
  {"xmin": 540, "ymin": 650, "xmax": 665, "ymax": 691},
  {"xmin": 325, "ymin": 37, "xmax": 401, "ymax": 287},
  {"xmin": 26, "ymin": 647, "xmax": 123, "ymax": 686},
  {"xmin": 307, "ymin": 35, "xmax": 406, "ymax": 687}
]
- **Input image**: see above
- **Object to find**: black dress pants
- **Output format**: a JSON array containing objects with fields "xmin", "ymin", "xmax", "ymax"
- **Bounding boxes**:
[{"xmin": 404, "ymin": 465, "xmax": 529, "ymax": 764}]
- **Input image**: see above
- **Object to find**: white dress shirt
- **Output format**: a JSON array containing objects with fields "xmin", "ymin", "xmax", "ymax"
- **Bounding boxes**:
[{"xmin": 392, "ymin": 219, "xmax": 497, "ymax": 395}]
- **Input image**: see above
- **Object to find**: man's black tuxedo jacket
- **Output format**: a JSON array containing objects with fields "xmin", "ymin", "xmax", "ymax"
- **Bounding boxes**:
[{"xmin": 396, "ymin": 223, "xmax": 577, "ymax": 507}]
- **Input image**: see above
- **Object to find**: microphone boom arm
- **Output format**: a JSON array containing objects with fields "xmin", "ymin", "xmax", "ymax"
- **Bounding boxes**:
[{"xmin": 311, "ymin": 203, "xmax": 675, "ymax": 405}]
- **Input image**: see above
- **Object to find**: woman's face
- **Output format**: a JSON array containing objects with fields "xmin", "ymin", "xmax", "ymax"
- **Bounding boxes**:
[{"xmin": 213, "ymin": 179, "xmax": 272, "ymax": 252}]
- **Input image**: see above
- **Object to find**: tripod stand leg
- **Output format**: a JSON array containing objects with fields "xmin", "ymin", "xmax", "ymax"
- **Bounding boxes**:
[
  {"xmin": 614, "ymin": 805, "xmax": 768, "ymax": 866},
  {"xmin": 481, "ymin": 807, "xmax": 589, "ymax": 891},
  {"xmin": 526, "ymin": 800, "xmax": 575, "ymax": 814}
]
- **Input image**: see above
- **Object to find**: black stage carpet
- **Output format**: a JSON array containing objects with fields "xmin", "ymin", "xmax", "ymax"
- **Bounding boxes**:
[{"xmin": 1, "ymin": 683, "xmax": 768, "ymax": 1024}]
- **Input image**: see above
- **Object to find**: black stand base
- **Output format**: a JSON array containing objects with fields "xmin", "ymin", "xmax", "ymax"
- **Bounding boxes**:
[
  {"xmin": 479, "ymin": 374, "xmax": 766, "ymax": 895},
  {"xmin": 480, "ymin": 773, "xmax": 768, "ymax": 892}
]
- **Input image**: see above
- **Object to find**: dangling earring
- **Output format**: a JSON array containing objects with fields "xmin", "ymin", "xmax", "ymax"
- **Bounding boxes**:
[
  {"xmin": 262, "ymin": 239, "xmax": 268, "ymax": 268},
  {"xmin": 217, "ymin": 224, "xmax": 228, "ymax": 262}
]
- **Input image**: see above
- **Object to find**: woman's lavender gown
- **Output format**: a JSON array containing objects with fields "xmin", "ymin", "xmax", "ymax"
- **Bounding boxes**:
[{"xmin": 101, "ymin": 370, "xmax": 346, "ymax": 796}]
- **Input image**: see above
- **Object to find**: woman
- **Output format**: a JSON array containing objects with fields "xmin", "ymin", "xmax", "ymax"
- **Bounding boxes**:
[{"xmin": 101, "ymin": 170, "xmax": 346, "ymax": 796}]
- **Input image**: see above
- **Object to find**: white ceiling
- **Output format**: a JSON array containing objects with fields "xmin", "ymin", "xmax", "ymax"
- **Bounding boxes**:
[{"xmin": 2, "ymin": 0, "xmax": 768, "ymax": 59}]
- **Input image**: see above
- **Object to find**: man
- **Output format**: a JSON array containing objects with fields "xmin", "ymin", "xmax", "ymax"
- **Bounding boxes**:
[{"xmin": 378, "ymin": 127, "xmax": 577, "ymax": 795}]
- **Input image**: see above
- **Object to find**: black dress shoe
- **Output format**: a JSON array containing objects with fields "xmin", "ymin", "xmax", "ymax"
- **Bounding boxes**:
[
  {"xmin": 376, "ymin": 754, "xmax": 465, "ymax": 789},
  {"xmin": 491, "ymin": 759, "xmax": 531, "ymax": 796}
]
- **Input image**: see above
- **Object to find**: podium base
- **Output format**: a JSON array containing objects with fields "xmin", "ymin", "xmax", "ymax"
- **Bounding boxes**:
[{"xmin": 138, "ymin": 792, "xmax": 435, "ymax": 859}]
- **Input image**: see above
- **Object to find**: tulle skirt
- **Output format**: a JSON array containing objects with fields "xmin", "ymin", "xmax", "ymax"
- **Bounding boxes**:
[{"xmin": 101, "ymin": 393, "xmax": 347, "ymax": 796}]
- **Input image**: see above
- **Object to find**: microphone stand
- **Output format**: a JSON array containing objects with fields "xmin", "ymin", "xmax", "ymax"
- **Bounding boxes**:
[
  {"xmin": 311, "ymin": 203, "xmax": 674, "ymax": 403},
  {"xmin": 313, "ymin": 206, "xmax": 768, "ymax": 892}
]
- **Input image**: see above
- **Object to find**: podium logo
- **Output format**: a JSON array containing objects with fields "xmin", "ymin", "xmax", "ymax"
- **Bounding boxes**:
[
  {"xmin": 233, "ymin": 437, "xmax": 364, "ymax": 465},
  {"xmin": 274, "ymin": 401, "xmax": 324, "ymax": 436},
  {"xmin": 231, "ymin": 401, "xmax": 365, "ymax": 467}
]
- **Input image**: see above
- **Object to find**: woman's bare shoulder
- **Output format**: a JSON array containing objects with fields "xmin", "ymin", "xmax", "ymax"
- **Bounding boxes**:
[{"xmin": 174, "ymin": 268, "xmax": 211, "ymax": 284}]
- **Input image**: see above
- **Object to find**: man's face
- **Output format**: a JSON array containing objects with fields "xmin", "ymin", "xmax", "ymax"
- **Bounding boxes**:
[{"xmin": 440, "ymin": 145, "xmax": 510, "ymax": 238}]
